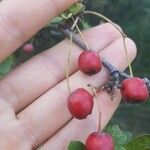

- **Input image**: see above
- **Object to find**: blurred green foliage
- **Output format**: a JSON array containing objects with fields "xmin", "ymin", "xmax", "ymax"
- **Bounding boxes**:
[
  {"xmin": 106, "ymin": 125, "xmax": 132, "ymax": 150},
  {"xmin": 0, "ymin": 55, "xmax": 15, "ymax": 76},
  {"xmin": 124, "ymin": 134, "xmax": 150, "ymax": 150}
]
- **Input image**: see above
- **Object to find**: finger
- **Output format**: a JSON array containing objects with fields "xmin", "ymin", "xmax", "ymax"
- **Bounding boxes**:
[
  {"xmin": 18, "ymin": 38, "xmax": 137, "ymax": 148},
  {"xmin": 0, "ymin": 23, "xmax": 121, "ymax": 113},
  {"xmin": 0, "ymin": 0, "xmax": 77, "ymax": 62},
  {"xmin": 38, "ymin": 91, "xmax": 121, "ymax": 150}
]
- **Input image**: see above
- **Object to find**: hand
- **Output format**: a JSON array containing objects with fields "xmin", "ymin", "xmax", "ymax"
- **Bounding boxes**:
[{"xmin": 0, "ymin": 0, "xmax": 137, "ymax": 149}]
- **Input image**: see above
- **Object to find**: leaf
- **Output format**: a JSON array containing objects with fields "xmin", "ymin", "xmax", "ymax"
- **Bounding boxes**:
[
  {"xmin": 81, "ymin": 21, "xmax": 91, "ymax": 30},
  {"xmin": 124, "ymin": 132, "xmax": 133, "ymax": 143},
  {"xmin": 106, "ymin": 125, "xmax": 132, "ymax": 150},
  {"xmin": 61, "ymin": 12, "xmax": 72, "ymax": 20},
  {"xmin": 107, "ymin": 125, "xmax": 132, "ymax": 145},
  {"xmin": 49, "ymin": 16, "xmax": 64, "ymax": 24},
  {"xmin": 61, "ymin": 3, "xmax": 85, "ymax": 20},
  {"xmin": 68, "ymin": 141, "xmax": 86, "ymax": 150},
  {"xmin": 0, "ymin": 55, "xmax": 14, "ymax": 75},
  {"xmin": 69, "ymin": 3, "xmax": 85, "ymax": 15},
  {"xmin": 115, "ymin": 145, "xmax": 126, "ymax": 150},
  {"xmin": 125, "ymin": 135, "xmax": 150, "ymax": 150}
]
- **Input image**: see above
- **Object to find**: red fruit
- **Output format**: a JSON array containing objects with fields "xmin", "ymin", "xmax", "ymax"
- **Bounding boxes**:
[
  {"xmin": 67, "ymin": 88, "xmax": 93, "ymax": 119},
  {"xmin": 121, "ymin": 77, "xmax": 149, "ymax": 103},
  {"xmin": 23, "ymin": 43, "xmax": 34, "ymax": 53},
  {"xmin": 86, "ymin": 132, "xmax": 114, "ymax": 150},
  {"xmin": 78, "ymin": 50, "xmax": 102, "ymax": 75}
]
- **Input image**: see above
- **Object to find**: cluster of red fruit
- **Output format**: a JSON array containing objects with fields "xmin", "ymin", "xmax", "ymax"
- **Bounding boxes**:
[{"xmin": 67, "ymin": 50, "xmax": 149, "ymax": 150}]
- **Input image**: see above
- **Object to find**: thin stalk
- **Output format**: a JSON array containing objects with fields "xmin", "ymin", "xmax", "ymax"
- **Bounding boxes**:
[
  {"xmin": 63, "ymin": 29, "xmax": 87, "ymax": 50},
  {"xmin": 72, "ymin": 17, "xmax": 90, "ymax": 50},
  {"xmin": 98, "ymin": 110, "xmax": 102, "ymax": 132},
  {"xmin": 71, "ymin": 17, "xmax": 79, "ymax": 30},
  {"xmin": 123, "ymin": 37, "xmax": 133, "ymax": 77},
  {"xmin": 65, "ymin": 32, "xmax": 72, "ymax": 94}
]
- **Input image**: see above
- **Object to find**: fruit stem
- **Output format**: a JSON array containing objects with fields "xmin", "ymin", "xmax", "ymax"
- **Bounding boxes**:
[
  {"xmin": 98, "ymin": 111, "xmax": 102, "ymax": 132},
  {"xmin": 123, "ymin": 37, "xmax": 134, "ymax": 77},
  {"xmin": 71, "ymin": 17, "xmax": 79, "ymax": 30},
  {"xmin": 65, "ymin": 31, "xmax": 72, "ymax": 94},
  {"xmin": 71, "ymin": 17, "xmax": 90, "ymax": 50},
  {"xmin": 63, "ymin": 29, "xmax": 87, "ymax": 50},
  {"xmin": 75, "ymin": 22, "xmax": 90, "ymax": 51}
]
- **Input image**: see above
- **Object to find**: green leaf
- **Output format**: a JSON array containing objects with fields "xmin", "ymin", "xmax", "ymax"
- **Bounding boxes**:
[
  {"xmin": 115, "ymin": 145, "xmax": 126, "ymax": 150},
  {"xmin": 61, "ymin": 3, "xmax": 85, "ymax": 20},
  {"xmin": 68, "ymin": 141, "xmax": 86, "ymax": 150},
  {"xmin": 125, "ymin": 135, "xmax": 150, "ymax": 150},
  {"xmin": 106, "ymin": 125, "xmax": 132, "ymax": 150},
  {"xmin": 0, "ymin": 55, "xmax": 14, "ymax": 75},
  {"xmin": 61, "ymin": 12, "xmax": 72, "ymax": 20},
  {"xmin": 81, "ymin": 21, "xmax": 91, "ymax": 30},
  {"xmin": 69, "ymin": 3, "xmax": 85, "ymax": 15},
  {"xmin": 49, "ymin": 16, "xmax": 64, "ymax": 24},
  {"xmin": 107, "ymin": 125, "xmax": 132, "ymax": 145},
  {"xmin": 124, "ymin": 132, "xmax": 133, "ymax": 143}
]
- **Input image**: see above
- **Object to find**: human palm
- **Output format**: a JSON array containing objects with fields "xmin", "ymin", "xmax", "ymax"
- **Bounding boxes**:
[{"xmin": 0, "ymin": 0, "xmax": 136, "ymax": 149}]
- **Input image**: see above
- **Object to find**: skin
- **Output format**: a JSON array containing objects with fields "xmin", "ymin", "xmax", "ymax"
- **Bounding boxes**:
[{"xmin": 0, "ymin": 0, "xmax": 137, "ymax": 149}]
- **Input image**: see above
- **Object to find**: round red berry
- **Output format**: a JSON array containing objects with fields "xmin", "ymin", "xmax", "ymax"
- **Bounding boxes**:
[
  {"xmin": 86, "ymin": 132, "xmax": 114, "ymax": 150},
  {"xmin": 78, "ymin": 50, "xmax": 102, "ymax": 75},
  {"xmin": 67, "ymin": 88, "xmax": 93, "ymax": 119},
  {"xmin": 121, "ymin": 77, "xmax": 149, "ymax": 103},
  {"xmin": 22, "ymin": 43, "xmax": 34, "ymax": 53}
]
